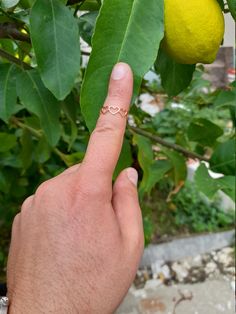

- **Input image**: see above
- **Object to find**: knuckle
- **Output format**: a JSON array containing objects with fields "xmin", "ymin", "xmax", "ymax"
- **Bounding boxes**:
[
  {"xmin": 21, "ymin": 195, "xmax": 34, "ymax": 212},
  {"xmin": 12, "ymin": 213, "xmax": 20, "ymax": 233},
  {"xmin": 93, "ymin": 121, "xmax": 119, "ymax": 136},
  {"xmin": 34, "ymin": 180, "xmax": 54, "ymax": 200}
]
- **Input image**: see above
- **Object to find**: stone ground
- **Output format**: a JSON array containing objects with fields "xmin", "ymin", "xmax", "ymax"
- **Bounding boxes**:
[
  {"xmin": 116, "ymin": 247, "xmax": 235, "ymax": 314},
  {"xmin": 116, "ymin": 279, "xmax": 235, "ymax": 314}
]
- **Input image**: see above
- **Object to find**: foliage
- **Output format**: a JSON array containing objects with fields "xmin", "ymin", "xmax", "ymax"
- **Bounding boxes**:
[
  {"xmin": 141, "ymin": 178, "xmax": 235, "ymax": 244},
  {"xmin": 81, "ymin": 0, "xmax": 165, "ymax": 130},
  {"xmin": 172, "ymin": 181, "xmax": 235, "ymax": 233},
  {"xmin": 0, "ymin": 0, "xmax": 235, "ymax": 245}
]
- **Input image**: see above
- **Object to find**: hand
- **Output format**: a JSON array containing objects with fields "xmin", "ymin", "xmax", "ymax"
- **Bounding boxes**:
[{"xmin": 7, "ymin": 63, "xmax": 144, "ymax": 314}]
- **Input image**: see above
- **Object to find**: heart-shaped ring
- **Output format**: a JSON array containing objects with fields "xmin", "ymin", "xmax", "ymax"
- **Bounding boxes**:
[
  {"xmin": 109, "ymin": 106, "xmax": 120, "ymax": 115},
  {"xmin": 100, "ymin": 105, "xmax": 128, "ymax": 118}
]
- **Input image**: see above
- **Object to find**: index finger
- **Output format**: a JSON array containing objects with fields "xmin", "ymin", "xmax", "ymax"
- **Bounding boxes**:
[{"xmin": 80, "ymin": 62, "xmax": 133, "ymax": 185}]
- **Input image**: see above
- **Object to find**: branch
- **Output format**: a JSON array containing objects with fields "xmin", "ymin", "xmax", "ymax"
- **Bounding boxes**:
[
  {"xmin": 0, "ymin": 23, "xmax": 30, "ymax": 43},
  {"xmin": 11, "ymin": 117, "xmax": 70, "ymax": 166},
  {"xmin": 0, "ymin": 48, "xmax": 32, "ymax": 70},
  {"xmin": 129, "ymin": 126, "xmax": 210, "ymax": 162},
  {"xmin": 11, "ymin": 117, "xmax": 43, "ymax": 138}
]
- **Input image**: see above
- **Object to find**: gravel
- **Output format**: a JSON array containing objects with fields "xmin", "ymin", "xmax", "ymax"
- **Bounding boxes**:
[{"xmin": 134, "ymin": 246, "xmax": 235, "ymax": 290}]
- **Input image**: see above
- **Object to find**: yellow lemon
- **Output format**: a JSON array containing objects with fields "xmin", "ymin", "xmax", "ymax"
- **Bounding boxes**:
[{"xmin": 163, "ymin": 0, "xmax": 225, "ymax": 64}]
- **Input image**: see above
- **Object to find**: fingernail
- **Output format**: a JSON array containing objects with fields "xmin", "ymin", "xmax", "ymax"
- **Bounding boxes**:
[
  {"xmin": 127, "ymin": 168, "xmax": 138, "ymax": 186},
  {"xmin": 111, "ymin": 63, "xmax": 127, "ymax": 80}
]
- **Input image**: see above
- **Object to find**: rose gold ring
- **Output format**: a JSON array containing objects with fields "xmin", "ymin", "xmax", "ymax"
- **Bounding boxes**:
[{"xmin": 100, "ymin": 105, "xmax": 128, "ymax": 118}]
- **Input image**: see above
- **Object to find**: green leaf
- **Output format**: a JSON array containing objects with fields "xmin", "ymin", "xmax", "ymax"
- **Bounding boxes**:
[
  {"xmin": 24, "ymin": 116, "xmax": 41, "ymax": 130},
  {"xmin": 217, "ymin": 0, "xmax": 225, "ymax": 10},
  {"xmin": 210, "ymin": 139, "xmax": 235, "ymax": 176},
  {"xmin": 0, "ymin": 39, "xmax": 15, "ymax": 55},
  {"xmin": 155, "ymin": 48, "xmax": 195, "ymax": 96},
  {"xmin": 0, "ymin": 151, "xmax": 21, "ymax": 168},
  {"xmin": 195, "ymin": 163, "xmax": 235, "ymax": 201},
  {"xmin": 61, "ymin": 94, "xmax": 78, "ymax": 149},
  {"xmin": 113, "ymin": 139, "xmax": 132, "ymax": 179},
  {"xmin": 214, "ymin": 89, "xmax": 236, "ymax": 126},
  {"xmin": 78, "ymin": 11, "xmax": 98, "ymax": 45},
  {"xmin": 34, "ymin": 136, "xmax": 52, "ymax": 163},
  {"xmin": 0, "ymin": 133, "xmax": 17, "ymax": 152},
  {"xmin": 163, "ymin": 149, "xmax": 187, "ymax": 186},
  {"xmin": 214, "ymin": 89, "xmax": 236, "ymax": 108},
  {"xmin": 133, "ymin": 134, "xmax": 171, "ymax": 195},
  {"xmin": 187, "ymin": 118, "xmax": 223, "ymax": 147},
  {"xmin": 30, "ymin": 0, "xmax": 81, "ymax": 100},
  {"xmin": 19, "ymin": 0, "xmax": 35, "ymax": 8},
  {"xmin": 20, "ymin": 129, "xmax": 33, "ymax": 170},
  {"xmin": 227, "ymin": 0, "xmax": 236, "ymax": 20},
  {"xmin": 17, "ymin": 69, "xmax": 61, "ymax": 146},
  {"xmin": 81, "ymin": 0, "xmax": 164, "ymax": 131},
  {"xmin": 79, "ymin": 0, "xmax": 100, "ymax": 11},
  {"xmin": 0, "ymin": 172, "xmax": 10, "ymax": 193},
  {"xmin": 229, "ymin": 105, "xmax": 236, "ymax": 127},
  {"xmin": 140, "ymin": 159, "xmax": 172, "ymax": 195},
  {"xmin": 0, "ymin": 64, "xmax": 17, "ymax": 122},
  {"xmin": 195, "ymin": 163, "xmax": 220, "ymax": 199},
  {"xmin": 133, "ymin": 134, "xmax": 153, "ymax": 176},
  {"xmin": 217, "ymin": 176, "xmax": 235, "ymax": 201},
  {"xmin": 1, "ymin": 0, "xmax": 20, "ymax": 9},
  {"xmin": 133, "ymin": 134, "xmax": 153, "ymax": 194},
  {"xmin": 143, "ymin": 216, "xmax": 154, "ymax": 245}
]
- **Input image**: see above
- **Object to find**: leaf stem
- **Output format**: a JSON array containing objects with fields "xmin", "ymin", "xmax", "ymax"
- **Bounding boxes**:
[
  {"xmin": 11, "ymin": 117, "xmax": 43, "ymax": 138},
  {"xmin": 129, "ymin": 126, "xmax": 210, "ymax": 162},
  {"xmin": 11, "ymin": 117, "xmax": 70, "ymax": 166},
  {"xmin": 0, "ymin": 48, "xmax": 32, "ymax": 70}
]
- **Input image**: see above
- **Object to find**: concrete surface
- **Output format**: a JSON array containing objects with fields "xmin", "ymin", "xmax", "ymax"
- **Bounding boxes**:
[
  {"xmin": 116, "ymin": 279, "xmax": 235, "ymax": 314},
  {"xmin": 140, "ymin": 230, "xmax": 235, "ymax": 267}
]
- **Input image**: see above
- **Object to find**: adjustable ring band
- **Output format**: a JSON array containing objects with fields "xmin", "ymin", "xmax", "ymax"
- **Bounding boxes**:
[
  {"xmin": 0, "ymin": 297, "xmax": 9, "ymax": 314},
  {"xmin": 100, "ymin": 105, "xmax": 128, "ymax": 118}
]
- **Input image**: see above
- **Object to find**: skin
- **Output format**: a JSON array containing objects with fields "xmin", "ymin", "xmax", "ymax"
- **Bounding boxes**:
[{"xmin": 7, "ymin": 63, "xmax": 144, "ymax": 314}]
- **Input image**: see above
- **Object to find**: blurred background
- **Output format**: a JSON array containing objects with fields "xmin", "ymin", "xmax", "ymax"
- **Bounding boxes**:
[
  {"xmin": 0, "ymin": 4, "xmax": 235, "ymax": 314},
  {"xmin": 115, "ymin": 13, "xmax": 235, "ymax": 314}
]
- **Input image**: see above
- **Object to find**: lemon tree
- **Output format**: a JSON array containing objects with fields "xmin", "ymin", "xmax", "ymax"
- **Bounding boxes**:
[{"xmin": 0, "ymin": 0, "xmax": 235, "ymax": 235}]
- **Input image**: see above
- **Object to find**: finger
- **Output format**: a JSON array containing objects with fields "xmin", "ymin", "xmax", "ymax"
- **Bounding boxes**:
[
  {"xmin": 81, "ymin": 63, "xmax": 133, "ymax": 186},
  {"xmin": 112, "ymin": 168, "xmax": 144, "ymax": 249}
]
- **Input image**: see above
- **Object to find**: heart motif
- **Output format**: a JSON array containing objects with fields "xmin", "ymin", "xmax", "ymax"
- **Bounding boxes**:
[
  {"xmin": 101, "ymin": 107, "xmax": 108, "ymax": 114},
  {"xmin": 109, "ymin": 106, "xmax": 120, "ymax": 115}
]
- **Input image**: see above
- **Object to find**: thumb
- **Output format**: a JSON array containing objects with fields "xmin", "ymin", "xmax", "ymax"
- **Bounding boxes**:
[{"xmin": 112, "ymin": 168, "xmax": 144, "ymax": 248}]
